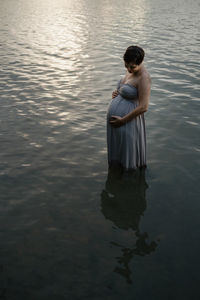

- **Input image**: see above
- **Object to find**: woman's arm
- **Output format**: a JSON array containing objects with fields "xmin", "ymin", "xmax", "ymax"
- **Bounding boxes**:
[
  {"xmin": 110, "ymin": 74, "xmax": 151, "ymax": 127},
  {"xmin": 123, "ymin": 74, "xmax": 151, "ymax": 122}
]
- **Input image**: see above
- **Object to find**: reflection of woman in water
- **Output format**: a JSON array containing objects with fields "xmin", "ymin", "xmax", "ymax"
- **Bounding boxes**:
[
  {"xmin": 107, "ymin": 45, "xmax": 151, "ymax": 170},
  {"xmin": 101, "ymin": 169, "xmax": 158, "ymax": 284}
]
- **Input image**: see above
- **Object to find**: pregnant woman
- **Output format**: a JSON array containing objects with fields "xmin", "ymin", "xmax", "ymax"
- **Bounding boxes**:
[{"xmin": 107, "ymin": 45, "xmax": 151, "ymax": 170}]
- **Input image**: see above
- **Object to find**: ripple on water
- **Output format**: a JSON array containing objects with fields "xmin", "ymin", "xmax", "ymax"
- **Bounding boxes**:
[{"xmin": 0, "ymin": 0, "xmax": 200, "ymax": 298}]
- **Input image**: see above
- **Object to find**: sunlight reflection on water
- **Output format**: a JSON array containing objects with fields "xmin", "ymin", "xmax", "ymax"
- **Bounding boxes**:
[{"xmin": 0, "ymin": 0, "xmax": 200, "ymax": 299}]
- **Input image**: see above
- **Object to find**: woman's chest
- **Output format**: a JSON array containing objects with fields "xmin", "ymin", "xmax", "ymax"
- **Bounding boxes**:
[{"xmin": 121, "ymin": 74, "xmax": 140, "ymax": 88}]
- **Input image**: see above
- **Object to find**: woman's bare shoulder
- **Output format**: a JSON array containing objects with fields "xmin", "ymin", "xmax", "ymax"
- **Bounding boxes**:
[
  {"xmin": 140, "ymin": 69, "xmax": 151, "ymax": 85},
  {"xmin": 143, "ymin": 68, "xmax": 151, "ymax": 79}
]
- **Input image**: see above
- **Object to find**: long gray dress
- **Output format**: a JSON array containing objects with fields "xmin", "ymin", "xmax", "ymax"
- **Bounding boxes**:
[{"xmin": 107, "ymin": 78, "xmax": 146, "ymax": 170}]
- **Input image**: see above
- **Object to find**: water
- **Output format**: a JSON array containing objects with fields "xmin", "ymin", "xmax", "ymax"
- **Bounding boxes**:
[{"xmin": 0, "ymin": 0, "xmax": 199, "ymax": 299}]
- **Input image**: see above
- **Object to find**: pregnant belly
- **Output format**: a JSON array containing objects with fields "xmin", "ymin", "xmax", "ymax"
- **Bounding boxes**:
[{"xmin": 107, "ymin": 95, "xmax": 138, "ymax": 118}]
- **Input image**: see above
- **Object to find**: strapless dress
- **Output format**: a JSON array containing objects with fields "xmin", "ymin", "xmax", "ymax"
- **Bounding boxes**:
[{"xmin": 107, "ymin": 78, "xmax": 146, "ymax": 170}]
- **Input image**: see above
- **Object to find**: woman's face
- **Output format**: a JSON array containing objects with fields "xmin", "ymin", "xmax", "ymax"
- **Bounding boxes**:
[{"xmin": 125, "ymin": 61, "xmax": 142, "ymax": 74}]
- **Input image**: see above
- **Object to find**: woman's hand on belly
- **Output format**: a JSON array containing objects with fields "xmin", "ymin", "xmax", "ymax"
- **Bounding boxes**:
[
  {"xmin": 109, "ymin": 115, "xmax": 125, "ymax": 128},
  {"xmin": 112, "ymin": 89, "xmax": 119, "ymax": 99}
]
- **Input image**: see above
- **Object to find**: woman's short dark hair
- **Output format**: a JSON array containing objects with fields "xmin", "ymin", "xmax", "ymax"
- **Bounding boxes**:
[{"xmin": 123, "ymin": 45, "xmax": 145, "ymax": 65}]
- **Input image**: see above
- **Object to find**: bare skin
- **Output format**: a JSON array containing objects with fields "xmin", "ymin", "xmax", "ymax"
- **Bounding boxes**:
[{"xmin": 110, "ymin": 62, "xmax": 151, "ymax": 128}]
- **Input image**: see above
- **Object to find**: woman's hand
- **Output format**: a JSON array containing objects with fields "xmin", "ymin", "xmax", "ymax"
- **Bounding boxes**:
[
  {"xmin": 112, "ymin": 89, "xmax": 119, "ymax": 99},
  {"xmin": 109, "ymin": 116, "xmax": 125, "ymax": 128}
]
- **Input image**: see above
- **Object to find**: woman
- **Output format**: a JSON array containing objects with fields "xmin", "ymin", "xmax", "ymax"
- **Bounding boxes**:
[{"xmin": 107, "ymin": 45, "xmax": 151, "ymax": 170}]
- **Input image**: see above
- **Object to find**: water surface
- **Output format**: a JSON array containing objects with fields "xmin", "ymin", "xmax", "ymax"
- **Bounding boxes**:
[{"xmin": 0, "ymin": 0, "xmax": 200, "ymax": 299}]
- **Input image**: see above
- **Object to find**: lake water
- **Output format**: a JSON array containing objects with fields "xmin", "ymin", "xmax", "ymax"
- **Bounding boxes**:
[{"xmin": 0, "ymin": 0, "xmax": 200, "ymax": 299}]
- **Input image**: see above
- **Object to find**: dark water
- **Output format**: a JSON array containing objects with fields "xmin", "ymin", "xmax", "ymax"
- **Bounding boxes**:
[{"xmin": 0, "ymin": 0, "xmax": 200, "ymax": 299}]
